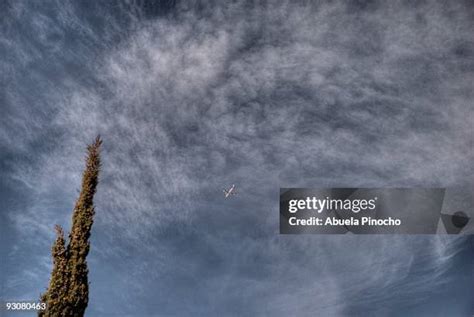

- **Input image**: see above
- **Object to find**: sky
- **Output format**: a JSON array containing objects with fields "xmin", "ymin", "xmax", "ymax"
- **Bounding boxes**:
[{"xmin": 1, "ymin": 0, "xmax": 473, "ymax": 316}]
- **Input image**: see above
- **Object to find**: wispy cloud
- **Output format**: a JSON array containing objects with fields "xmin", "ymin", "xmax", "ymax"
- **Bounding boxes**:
[{"xmin": 1, "ymin": 0, "xmax": 473, "ymax": 315}]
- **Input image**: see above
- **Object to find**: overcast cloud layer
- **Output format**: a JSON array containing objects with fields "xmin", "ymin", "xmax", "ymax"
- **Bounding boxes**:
[{"xmin": 1, "ymin": 1, "xmax": 473, "ymax": 316}]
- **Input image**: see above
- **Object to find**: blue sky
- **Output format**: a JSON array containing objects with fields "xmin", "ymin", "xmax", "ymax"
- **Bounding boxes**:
[{"xmin": 1, "ymin": 1, "xmax": 473, "ymax": 316}]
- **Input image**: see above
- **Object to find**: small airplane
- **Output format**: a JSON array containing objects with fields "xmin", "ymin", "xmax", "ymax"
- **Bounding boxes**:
[{"xmin": 223, "ymin": 184, "xmax": 236, "ymax": 198}]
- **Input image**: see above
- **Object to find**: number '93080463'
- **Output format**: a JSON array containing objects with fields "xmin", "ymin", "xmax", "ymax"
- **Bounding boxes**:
[{"xmin": 4, "ymin": 301, "xmax": 46, "ymax": 311}]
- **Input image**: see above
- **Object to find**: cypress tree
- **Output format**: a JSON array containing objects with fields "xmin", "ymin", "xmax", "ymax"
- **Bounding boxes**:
[
  {"xmin": 40, "ymin": 136, "xmax": 102, "ymax": 316},
  {"xmin": 39, "ymin": 225, "xmax": 69, "ymax": 316}
]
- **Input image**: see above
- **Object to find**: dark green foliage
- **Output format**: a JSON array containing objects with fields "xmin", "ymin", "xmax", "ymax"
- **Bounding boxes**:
[
  {"xmin": 39, "ymin": 225, "xmax": 69, "ymax": 316},
  {"xmin": 40, "ymin": 137, "xmax": 102, "ymax": 317}
]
